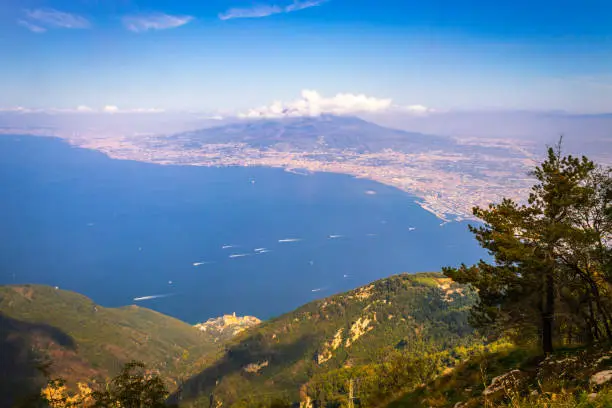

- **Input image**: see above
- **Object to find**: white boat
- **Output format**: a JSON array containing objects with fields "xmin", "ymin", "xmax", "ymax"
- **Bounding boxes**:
[{"xmin": 133, "ymin": 293, "xmax": 171, "ymax": 302}]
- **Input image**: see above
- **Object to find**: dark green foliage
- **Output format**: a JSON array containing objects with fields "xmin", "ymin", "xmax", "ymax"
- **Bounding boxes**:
[
  {"xmin": 91, "ymin": 361, "xmax": 172, "ymax": 408},
  {"xmin": 0, "ymin": 313, "xmax": 60, "ymax": 407},
  {"xmin": 444, "ymin": 142, "xmax": 612, "ymax": 354}
]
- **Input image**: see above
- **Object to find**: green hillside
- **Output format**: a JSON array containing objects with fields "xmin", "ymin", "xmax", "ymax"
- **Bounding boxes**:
[
  {"xmin": 175, "ymin": 272, "xmax": 479, "ymax": 407},
  {"xmin": 387, "ymin": 344, "xmax": 612, "ymax": 408},
  {"xmin": 0, "ymin": 284, "xmax": 220, "ymax": 407}
]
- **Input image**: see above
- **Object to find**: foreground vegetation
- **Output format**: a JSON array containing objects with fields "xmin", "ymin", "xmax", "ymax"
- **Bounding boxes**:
[{"xmin": 388, "ymin": 344, "xmax": 612, "ymax": 408}]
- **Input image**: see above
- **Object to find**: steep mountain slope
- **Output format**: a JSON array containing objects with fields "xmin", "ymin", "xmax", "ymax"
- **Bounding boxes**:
[
  {"xmin": 174, "ymin": 272, "xmax": 478, "ymax": 407},
  {"xmin": 0, "ymin": 285, "xmax": 219, "ymax": 406}
]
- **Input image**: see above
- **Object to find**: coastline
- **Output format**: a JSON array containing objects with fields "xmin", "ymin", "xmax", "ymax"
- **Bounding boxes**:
[
  {"xmin": 73, "ymin": 141, "xmax": 461, "ymax": 222},
  {"xmin": 2, "ymin": 132, "xmax": 521, "ymax": 223}
]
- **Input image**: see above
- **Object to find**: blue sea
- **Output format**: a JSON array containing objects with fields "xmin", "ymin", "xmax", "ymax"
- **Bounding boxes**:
[{"xmin": 0, "ymin": 135, "xmax": 484, "ymax": 323}]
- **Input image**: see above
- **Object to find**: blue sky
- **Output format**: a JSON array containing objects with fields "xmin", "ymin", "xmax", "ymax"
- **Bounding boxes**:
[{"xmin": 1, "ymin": 0, "xmax": 611, "ymax": 114}]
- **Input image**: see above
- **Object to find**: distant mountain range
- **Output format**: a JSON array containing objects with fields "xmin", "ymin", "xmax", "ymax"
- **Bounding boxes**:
[
  {"xmin": 169, "ymin": 114, "xmax": 455, "ymax": 153},
  {"xmin": 165, "ymin": 115, "xmax": 531, "ymax": 160}
]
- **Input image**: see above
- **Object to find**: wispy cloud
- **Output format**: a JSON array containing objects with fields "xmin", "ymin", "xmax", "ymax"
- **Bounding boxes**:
[
  {"xmin": 24, "ymin": 8, "xmax": 91, "ymax": 29},
  {"xmin": 219, "ymin": 5, "xmax": 283, "ymax": 20},
  {"xmin": 285, "ymin": 0, "xmax": 327, "ymax": 12},
  {"xmin": 102, "ymin": 105, "xmax": 165, "ymax": 113},
  {"xmin": 122, "ymin": 13, "xmax": 194, "ymax": 32},
  {"xmin": 17, "ymin": 19, "xmax": 47, "ymax": 33},
  {"xmin": 0, "ymin": 105, "xmax": 167, "ymax": 114},
  {"xmin": 219, "ymin": 0, "xmax": 327, "ymax": 20}
]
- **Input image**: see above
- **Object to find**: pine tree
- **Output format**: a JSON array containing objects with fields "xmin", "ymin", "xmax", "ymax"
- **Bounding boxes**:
[{"xmin": 444, "ymin": 142, "xmax": 611, "ymax": 354}]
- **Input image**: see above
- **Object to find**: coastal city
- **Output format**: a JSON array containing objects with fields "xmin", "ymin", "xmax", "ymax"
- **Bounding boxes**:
[{"xmin": 66, "ymin": 130, "xmax": 539, "ymax": 222}]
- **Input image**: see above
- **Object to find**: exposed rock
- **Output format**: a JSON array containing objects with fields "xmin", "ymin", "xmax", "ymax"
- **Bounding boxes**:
[
  {"xmin": 353, "ymin": 285, "xmax": 374, "ymax": 301},
  {"xmin": 315, "ymin": 350, "xmax": 331, "ymax": 365},
  {"xmin": 243, "ymin": 360, "xmax": 269, "ymax": 373},
  {"xmin": 345, "ymin": 316, "xmax": 373, "ymax": 347},
  {"xmin": 596, "ymin": 355, "xmax": 612, "ymax": 366},
  {"xmin": 441, "ymin": 367, "xmax": 454, "ymax": 376},
  {"xmin": 438, "ymin": 280, "xmax": 466, "ymax": 302},
  {"xmin": 299, "ymin": 395, "xmax": 314, "ymax": 408},
  {"xmin": 315, "ymin": 329, "xmax": 344, "ymax": 365},
  {"xmin": 453, "ymin": 402, "xmax": 466, "ymax": 408},
  {"xmin": 590, "ymin": 370, "xmax": 612, "ymax": 386},
  {"xmin": 483, "ymin": 370, "xmax": 527, "ymax": 397},
  {"xmin": 330, "ymin": 329, "xmax": 344, "ymax": 350},
  {"xmin": 588, "ymin": 393, "xmax": 598, "ymax": 402},
  {"xmin": 194, "ymin": 312, "xmax": 261, "ymax": 340}
]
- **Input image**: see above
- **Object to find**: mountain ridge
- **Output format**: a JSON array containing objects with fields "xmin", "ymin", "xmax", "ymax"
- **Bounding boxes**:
[
  {"xmin": 0, "ymin": 284, "xmax": 221, "ymax": 406},
  {"xmin": 173, "ymin": 272, "xmax": 478, "ymax": 407},
  {"xmin": 169, "ymin": 114, "xmax": 455, "ymax": 153}
]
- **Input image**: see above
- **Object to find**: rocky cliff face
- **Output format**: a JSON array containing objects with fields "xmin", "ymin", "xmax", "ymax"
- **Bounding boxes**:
[{"xmin": 194, "ymin": 312, "xmax": 261, "ymax": 342}]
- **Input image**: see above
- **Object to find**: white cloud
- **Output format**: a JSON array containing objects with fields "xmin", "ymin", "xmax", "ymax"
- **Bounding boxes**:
[
  {"xmin": 102, "ymin": 106, "xmax": 164, "ymax": 114},
  {"xmin": 76, "ymin": 105, "xmax": 94, "ymax": 112},
  {"xmin": 219, "ymin": 0, "xmax": 327, "ymax": 20},
  {"xmin": 403, "ymin": 105, "xmax": 434, "ymax": 115},
  {"xmin": 240, "ymin": 90, "xmax": 399, "ymax": 118},
  {"xmin": 24, "ymin": 8, "xmax": 90, "ymax": 29},
  {"xmin": 239, "ymin": 90, "xmax": 433, "ymax": 118},
  {"xmin": 0, "ymin": 106, "xmax": 33, "ymax": 113},
  {"xmin": 122, "ymin": 13, "xmax": 194, "ymax": 32},
  {"xmin": 129, "ymin": 108, "xmax": 165, "ymax": 113},
  {"xmin": 17, "ymin": 19, "xmax": 47, "ymax": 33}
]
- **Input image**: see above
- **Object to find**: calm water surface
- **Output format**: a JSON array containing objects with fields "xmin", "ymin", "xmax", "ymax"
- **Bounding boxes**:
[{"xmin": 0, "ymin": 135, "xmax": 484, "ymax": 322}]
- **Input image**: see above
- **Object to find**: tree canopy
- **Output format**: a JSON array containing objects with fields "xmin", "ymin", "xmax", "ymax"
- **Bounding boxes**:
[{"xmin": 444, "ymin": 142, "xmax": 612, "ymax": 354}]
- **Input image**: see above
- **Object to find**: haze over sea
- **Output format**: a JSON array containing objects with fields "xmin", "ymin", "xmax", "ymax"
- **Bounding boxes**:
[{"xmin": 0, "ymin": 135, "xmax": 484, "ymax": 323}]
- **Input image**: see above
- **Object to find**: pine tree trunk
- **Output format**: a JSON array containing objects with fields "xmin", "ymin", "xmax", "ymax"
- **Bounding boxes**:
[
  {"xmin": 542, "ymin": 271, "xmax": 555, "ymax": 354},
  {"xmin": 590, "ymin": 282, "xmax": 612, "ymax": 340}
]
